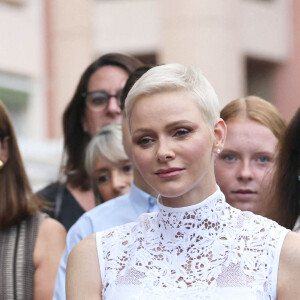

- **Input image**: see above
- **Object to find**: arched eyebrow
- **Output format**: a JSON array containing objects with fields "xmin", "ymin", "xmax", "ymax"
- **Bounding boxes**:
[
  {"xmin": 132, "ymin": 120, "xmax": 196, "ymax": 136},
  {"xmin": 165, "ymin": 120, "xmax": 194, "ymax": 130},
  {"xmin": 134, "ymin": 120, "xmax": 194, "ymax": 132}
]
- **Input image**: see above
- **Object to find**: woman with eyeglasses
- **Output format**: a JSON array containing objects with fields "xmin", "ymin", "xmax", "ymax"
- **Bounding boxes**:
[{"xmin": 37, "ymin": 53, "xmax": 142, "ymax": 231}]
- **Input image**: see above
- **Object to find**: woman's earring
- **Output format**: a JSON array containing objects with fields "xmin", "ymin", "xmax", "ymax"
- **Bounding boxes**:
[
  {"xmin": 0, "ymin": 160, "xmax": 4, "ymax": 170},
  {"xmin": 216, "ymin": 149, "xmax": 221, "ymax": 155}
]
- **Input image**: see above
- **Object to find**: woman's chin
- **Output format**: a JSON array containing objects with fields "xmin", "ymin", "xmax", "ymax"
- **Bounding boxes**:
[{"xmin": 158, "ymin": 188, "xmax": 186, "ymax": 200}]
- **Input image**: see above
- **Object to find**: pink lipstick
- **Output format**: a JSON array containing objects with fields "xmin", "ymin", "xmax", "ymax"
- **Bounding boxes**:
[{"xmin": 155, "ymin": 168, "xmax": 184, "ymax": 178}]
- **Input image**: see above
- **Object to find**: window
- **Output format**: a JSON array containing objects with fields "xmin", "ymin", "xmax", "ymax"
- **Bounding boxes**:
[
  {"xmin": 0, "ymin": 72, "xmax": 31, "ymax": 135},
  {"xmin": 246, "ymin": 58, "xmax": 276, "ymax": 102}
]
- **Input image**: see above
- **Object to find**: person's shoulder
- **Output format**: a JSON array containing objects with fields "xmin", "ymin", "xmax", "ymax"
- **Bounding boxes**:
[
  {"xmin": 36, "ymin": 217, "xmax": 66, "ymax": 249},
  {"xmin": 230, "ymin": 205, "xmax": 280, "ymax": 225},
  {"xmin": 39, "ymin": 216, "xmax": 66, "ymax": 235},
  {"xmin": 67, "ymin": 194, "xmax": 133, "ymax": 237},
  {"xmin": 281, "ymin": 231, "xmax": 300, "ymax": 256},
  {"xmin": 66, "ymin": 233, "xmax": 101, "ymax": 298},
  {"xmin": 89, "ymin": 193, "xmax": 132, "ymax": 215},
  {"xmin": 34, "ymin": 217, "xmax": 66, "ymax": 267},
  {"xmin": 81, "ymin": 193, "xmax": 132, "ymax": 222},
  {"xmin": 277, "ymin": 232, "xmax": 300, "ymax": 298},
  {"xmin": 228, "ymin": 205, "xmax": 288, "ymax": 236},
  {"xmin": 68, "ymin": 234, "xmax": 97, "ymax": 267},
  {"xmin": 36, "ymin": 182, "xmax": 62, "ymax": 202},
  {"xmin": 73, "ymin": 233, "xmax": 96, "ymax": 252},
  {"xmin": 99, "ymin": 211, "xmax": 158, "ymax": 239}
]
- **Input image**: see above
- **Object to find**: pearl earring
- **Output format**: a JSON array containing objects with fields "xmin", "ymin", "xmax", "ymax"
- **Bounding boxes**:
[
  {"xmin": 0, "ymin": 160, "xmax": 4, "ymax": 170},
  {"xmin": 216, "ymin": 149, "xmax": 221, "ymax": 154}
]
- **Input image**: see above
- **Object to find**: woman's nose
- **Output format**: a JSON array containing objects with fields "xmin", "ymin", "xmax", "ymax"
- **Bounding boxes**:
[
  {"xmin": 237, "ymin": 160, "xmax": 254, "ymax": 181},
  {"xmin": 156, "ymin": 139, "xmax": 175, "ymax": 162},
  {"xmin": 106, "ymin": 97, "xmax": 121, "ymax": 116},
  {"xmin": 111, "ymin": 170, "xmax": 127, "ymax": 192}
]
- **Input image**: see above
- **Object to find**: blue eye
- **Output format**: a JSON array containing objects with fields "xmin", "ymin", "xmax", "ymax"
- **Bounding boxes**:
[
  {"xmin": 137, "ymin": 137, "xmax": 153, "ymax": 146},
  {"xmin": 222, "ymin": 154, "xmax": 236, "ymax": 162},
  {"xmin": 174, "ymin": 129, "xmax": 190, "ymax": 137},
  {"xmin": 257, "ymin": 156, "xmax": 271, "ymax": 163}
]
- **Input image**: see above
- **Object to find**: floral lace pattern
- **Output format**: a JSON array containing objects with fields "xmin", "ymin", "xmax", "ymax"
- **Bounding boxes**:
[{"xmin": 96, "ymin": 189, "xmax": 288, "ymax": 300}]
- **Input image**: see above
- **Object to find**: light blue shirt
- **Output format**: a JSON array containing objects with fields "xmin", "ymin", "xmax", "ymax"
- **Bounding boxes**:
[{"xmin": 53, "ymin": 182, "xmax": 158, "ymax": 299}]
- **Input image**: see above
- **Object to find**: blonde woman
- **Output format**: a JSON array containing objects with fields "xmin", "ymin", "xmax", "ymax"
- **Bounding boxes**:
[
  {"xmin": 85, "ymin": 123, "xmax": 133, "ymax": 204},
  {"xmin": 67, "ymin": 64, "xmax": 300, "ymax": 299}
]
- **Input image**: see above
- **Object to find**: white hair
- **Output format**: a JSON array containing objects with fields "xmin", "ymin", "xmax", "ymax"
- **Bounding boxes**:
[
  {"xmin": 85, "ymin": 123, "xmax": 128, "ymax": 177},
  {"xmin": 125, "ymin": 63, "xmax": 220, "ymax": 130}
]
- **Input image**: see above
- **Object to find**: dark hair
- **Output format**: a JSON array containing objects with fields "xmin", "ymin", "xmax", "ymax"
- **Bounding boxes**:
[
  {"xmin": 120, "ymin": 65, "xmax": 154, "ymax": 110},
  {"xmin": 273, "ymin": 108, "xmax": 300, "ymax": 229},
  {"xmin": 62, "ymin": 53, "xmax": 142, "ymax": 190},
  {"xmin": 0, "ymin": 100, "xmax": 43, "ymax": 228}
]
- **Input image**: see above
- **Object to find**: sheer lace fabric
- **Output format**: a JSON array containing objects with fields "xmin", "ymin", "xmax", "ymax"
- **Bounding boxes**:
[{"xmin": 96, "ymin": 189, "xmax": 288, "ymax": 300}]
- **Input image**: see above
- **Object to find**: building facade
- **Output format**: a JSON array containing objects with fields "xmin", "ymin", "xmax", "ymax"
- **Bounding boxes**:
[{"xmin": 0, "ymin": 0, "xmax": 298, "ymax": 188}]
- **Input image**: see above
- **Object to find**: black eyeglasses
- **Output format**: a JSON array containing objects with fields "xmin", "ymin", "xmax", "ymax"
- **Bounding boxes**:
[{"xmin": 82, "ymin": 90, "xmax": 123, "ymax": 112}]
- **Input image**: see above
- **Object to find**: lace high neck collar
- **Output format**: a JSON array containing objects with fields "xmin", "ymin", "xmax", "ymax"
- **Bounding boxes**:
[{"xmin": 157, "ymin": 188, "xmax": 226, "ymax": 241}]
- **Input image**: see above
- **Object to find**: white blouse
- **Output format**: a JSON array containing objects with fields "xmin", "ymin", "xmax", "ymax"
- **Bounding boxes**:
[{"xmin": 96, "ymin": 188, "xmax": 289, "ymax": 300}]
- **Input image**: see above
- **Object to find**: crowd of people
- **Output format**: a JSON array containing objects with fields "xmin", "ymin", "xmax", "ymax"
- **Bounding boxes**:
[{"xmin": 0, "ymin": 52, "xmax": 300, "ymax": 299}]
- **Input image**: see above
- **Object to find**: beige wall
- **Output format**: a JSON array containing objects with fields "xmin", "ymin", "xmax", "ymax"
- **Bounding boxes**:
[
  {"xmin": 273, "ymin": 0, "xmax": 300, "ymax": 121},
  {"xmin": 47, "ymin": 0, "xmax": 94, "ymax": 138},
  {"xmin": 0, "ymin": 0, "xmax": 297, "ymax": 189},
  {"xmin": 90, "ymin": 0, "xmax": 292, "ymax": 109},
  {"xmin": 44, "ymin": 0, "xmax": 293, "ymax": 135},
  {"xmin": 93, "ymin": 0, "xmax": 159, "ymax": 55},
  {"xmin": 0, "ymin": 0, "xmax": 47, "ymax": 138},
  {"xmin": 1, "ymin": 0, "xmax": 294, "ymax": 138},
  {"xmin": 159, "ymin": 0, "xmax": 244, "ymax": 106},
  {"xmin": 240, "ymin": 0, "xmax": 291, "ymax": 62}
]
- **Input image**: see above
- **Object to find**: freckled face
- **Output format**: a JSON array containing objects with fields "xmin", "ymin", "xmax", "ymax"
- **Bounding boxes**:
[
  {"xmin": 130, "ymin": 91, "xmax": 219, "ymax": 206},
  {"xmin": 214, "ymin": 118, "xmax": 278, "ymax": 215}
]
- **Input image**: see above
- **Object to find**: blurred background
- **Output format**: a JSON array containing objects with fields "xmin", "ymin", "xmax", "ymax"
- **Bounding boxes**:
[{"xmin": 0, "ymin": 0, "xmax": 299, "ymax": 191}]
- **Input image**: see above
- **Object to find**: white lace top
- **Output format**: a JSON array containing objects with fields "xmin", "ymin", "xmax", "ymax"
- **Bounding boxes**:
[{"xmin": 96, "ymin": 189, "xmax": 289, "ymax": 300}]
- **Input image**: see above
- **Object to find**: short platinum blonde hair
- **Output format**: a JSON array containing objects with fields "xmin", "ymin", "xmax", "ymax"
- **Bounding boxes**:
[
  {"xmin": 125, "ymin": 63, "xmax": 220, "ymax": 130},
  {"xmin": 85, "ymin": 123, "xmax": 128, "ymax": 177}
]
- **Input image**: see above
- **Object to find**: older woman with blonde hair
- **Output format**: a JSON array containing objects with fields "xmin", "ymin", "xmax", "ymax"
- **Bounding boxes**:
[{"xmin": 85, "ymin": 123, "xmax": 133, "ymax": 204}]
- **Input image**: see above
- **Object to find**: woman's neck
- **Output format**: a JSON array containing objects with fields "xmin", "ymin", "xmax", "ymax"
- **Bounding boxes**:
[{"xmin": 160, "ymin": 181, "xmax": 218, "ymax": 208}]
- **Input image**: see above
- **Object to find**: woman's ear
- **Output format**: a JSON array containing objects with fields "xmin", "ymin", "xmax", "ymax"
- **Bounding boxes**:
[
  {"xmin": 0, "ymin": 136, "xmax": 10, "ymax": 163},
  {"xmin": 213, "ymin": 118, "xmax": 227, "ymax": 153}
]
